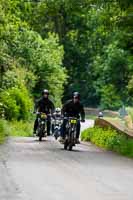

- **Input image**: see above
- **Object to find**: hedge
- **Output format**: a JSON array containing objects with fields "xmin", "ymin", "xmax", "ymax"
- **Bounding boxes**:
[{"xmin": 81, "ymin": 127, "xmax": 133, "ymax": 157}]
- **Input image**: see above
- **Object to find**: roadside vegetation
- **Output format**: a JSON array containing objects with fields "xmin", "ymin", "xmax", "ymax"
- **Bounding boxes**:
[
  {"xmin": 9, "ymin": 120, "xmax": 33, "ymax": 137},
  {"xmin": 81, "ymin": 127, "xmax": 133, "ymax": 157},
  {"xmin": 0, "ymin": 119, "xmax": 11, "ymax": 144},
  {"xmin": 0, "ymin": 0, "xmax": 132, "ymax": 142},
  {"xmin": 0, "ymin": 119, "xmax": 33, "ymax": 143}
]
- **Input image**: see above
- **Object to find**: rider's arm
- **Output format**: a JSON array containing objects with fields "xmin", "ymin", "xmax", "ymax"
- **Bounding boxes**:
[{"xmin": 61, "ymin": 102, "xmax": 68, "ymax": 115}]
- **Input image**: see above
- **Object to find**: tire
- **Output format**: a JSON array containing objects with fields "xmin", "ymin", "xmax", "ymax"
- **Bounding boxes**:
[
  {"xmin": 68, "ymin": 144, "xmax": 73, "ymax": 151},
  {"xmin": 68, "ymin": 130, "xmax": 74, "ymax": 151},
  {"xmin": 39, "ymin": 135, "xmax": 42, "ymax": 141},
  {"xmin": 64, "ymin": 141, "xmax": 68, "ymax": 150},
  {"xmin": 54, "ymin": 134, "xmax": 58, "ymax": 140},
  {"xmin": 38, "ymin": 127, "xmax": 43, "ymax": 141},
  {"xmin": 54, "ymin": 129, "xmax": 57, "ymax": 139}
]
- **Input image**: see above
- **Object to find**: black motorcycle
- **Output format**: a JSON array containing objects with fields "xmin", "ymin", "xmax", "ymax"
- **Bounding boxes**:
[
  {"xmin": 36, "ymin": 112, "xmax": 48, "ymax": 141},
  {"xmin": 64, "ymin": 117, "xmax": 79, "ymax": 151}
]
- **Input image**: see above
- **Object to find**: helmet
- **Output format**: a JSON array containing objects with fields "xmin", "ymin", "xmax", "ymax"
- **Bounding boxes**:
[
  {"xmin": 42, "ymin": 89, "xmax": 49, "ymax": 95},
  {"xmin": 55, "ymin": 107, "xmax": 61, "ymax": 113},
  {"xmin": 73, "ymin": 92, "xmax": 80, "ymax": 99}
]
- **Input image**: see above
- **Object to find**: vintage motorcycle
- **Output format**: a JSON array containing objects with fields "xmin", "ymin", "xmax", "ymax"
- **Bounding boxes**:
[
  {"xmin": 52, "ymin": 117, "xmax": 62, "ymax": 140},
  {"xmin": 36, "ymin": 112, "xmax": 48, "ymax": 141},
  {"xmin": 63, "ymin": 117, "xmax": 79, "ymax": 151}
]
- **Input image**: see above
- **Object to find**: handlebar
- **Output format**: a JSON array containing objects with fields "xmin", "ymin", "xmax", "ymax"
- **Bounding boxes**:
[
  {"xmin": 34, "ymin": 112, "xmax": 52, "ymax": 116},
  {"xmin": 62, "ymin": 116, "xmax": 85, "ymax": 122},
  {"xmin": 33, "ymin": 112, "xmax": 85, "ymax": 122}
]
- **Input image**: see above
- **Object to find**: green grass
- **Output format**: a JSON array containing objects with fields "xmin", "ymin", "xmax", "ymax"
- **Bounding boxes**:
[
  {"xmin": 0, "ymin": 119, "xmax": 11, "ymax": 144},
  {"xmin": 81, "ymin": 127, "xmax": 133, "ymax": 157},
  {"xmin": 0, "ymin": 119, "xmax": 34, "ymax": 143},
  {"xmin": 10, "ymin": 120, "xmax": 33, "ymax": 137}
]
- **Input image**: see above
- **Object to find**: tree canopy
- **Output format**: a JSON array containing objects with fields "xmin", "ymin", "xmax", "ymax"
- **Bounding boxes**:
[{"xmin": 0, "ymin": 0, "xmax": 132, "ymax": 119}]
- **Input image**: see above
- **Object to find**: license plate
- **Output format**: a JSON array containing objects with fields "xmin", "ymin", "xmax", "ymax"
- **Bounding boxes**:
[{"xmin": 70, "ymin": 119, "xmax": 77, "ymax": 124}]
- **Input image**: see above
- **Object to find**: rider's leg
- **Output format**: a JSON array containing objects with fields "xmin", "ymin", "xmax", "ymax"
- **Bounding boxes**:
[
  {"xmin": 59, "ymin": 119, "xmax": 67, "ymax": 142},
  {"xmin": 60, "ymin": 119, "xmax": 67, "ymax": 138},
  {"xmin": 47, "ymin": 119, "xmax": 51, "ymax": 136},
  {"xmin": 52, "ymin": 123, "xmax": 54, "ymax": 134},
  {"xmin": 76, "ymin": 121, "xmax": 81, "ymax": 143},
  {"xmin": 33, "ymin": 118, "xmax": 38, "ymax": 134},
  {"xmin": 76, "ymin": 121, "xmax": 81, "ymax": 138}
]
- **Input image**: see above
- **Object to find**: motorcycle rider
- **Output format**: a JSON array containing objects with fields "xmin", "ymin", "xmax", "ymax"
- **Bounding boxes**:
[
  {"xmin": 33, "ymin": 89, "xmax": 55, "ymax": 136},
  {"xmin": 52, "ymin": 107, "xmax": 62, "ymax": 135},
  {"xmin": 60, "ymin": 92, "xmax": 85, "ymax": 143},
  {"xmin": 53, "ymin": 107, "xmax": 61, "ymax": 118}
]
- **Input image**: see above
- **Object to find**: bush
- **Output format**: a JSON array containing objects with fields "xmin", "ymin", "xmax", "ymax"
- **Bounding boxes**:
[
  {"xmin": 0, "ymin": 119, "xmax": 11, "ymax": 143},
  {"xmin": 0, "ymin": 119, "xmax": 33, "ymax": 143},
  {"xmin": 0, "ymin": 86, "xmax": 33, "ymax": 120},
  {"xmin": 10, "ymin": 120, "xmax": 33, "ymax": 137},
  {"xmin": 81, "ymin": 127, "xmax": 133, "ymax": 157}
]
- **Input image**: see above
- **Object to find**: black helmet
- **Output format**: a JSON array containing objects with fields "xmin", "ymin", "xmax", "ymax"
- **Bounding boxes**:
[
  {"xmin": 73, "ymin": 92, "xmax": 80, "ymax": 99},
  {"xmin": 42, "ymin": 89, "xmax": 49, "ymax": 95}
]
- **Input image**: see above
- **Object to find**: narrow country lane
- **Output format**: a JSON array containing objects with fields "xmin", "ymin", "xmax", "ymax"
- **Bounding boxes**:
[{"xmin": 0, "ymin": 120, "xmax": 133, "ymax": 200}]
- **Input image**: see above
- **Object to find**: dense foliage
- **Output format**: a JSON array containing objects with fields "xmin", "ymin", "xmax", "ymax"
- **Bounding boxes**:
[
  {"xmin": 0, "ymin": 0, "xmax": 133, "ymax": 123},
  {"xmin": 28, "ymin": 0, "xmax": 133, "ymax": 109},
  {"xmin": 81, "ymin": 127, "xmax": 133, "ymax": 157},
  {"xmin": 0, "ymin": 0, "xmax": 67, "ymax": 121}
]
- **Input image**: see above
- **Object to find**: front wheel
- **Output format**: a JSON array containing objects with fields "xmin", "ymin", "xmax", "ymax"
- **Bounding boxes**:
[
  {"xmin": 38, "ymin": 125, "xmax": 44, "ymax": 141},
  {"xmin": 68, "ymin": 144, "xmax": 73, "ymax": 151},
  {"xmin": 39, "ymin": 135, "xmax": 42, "ymax": 141},
  {"xmin": 54, "ymin": 129, "xmax": 59, "ymax": 140},
  {"xmin": 64, "ymin": 140, "xmax": 68, "ymax": 150}
]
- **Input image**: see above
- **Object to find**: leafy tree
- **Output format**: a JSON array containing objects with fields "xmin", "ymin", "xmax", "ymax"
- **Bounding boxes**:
[{"xmin": 0, "ymin": 86, "xmax": 33, "ymax": 120}]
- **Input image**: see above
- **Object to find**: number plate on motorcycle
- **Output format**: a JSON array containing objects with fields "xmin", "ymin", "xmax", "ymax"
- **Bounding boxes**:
[
  {"xmin": 70, "ymin": 119, "xmax": 77, "ymax": 124},
  {"xmin": 41, "ymin": 113, "xmax": 47, "ymax": 119}
]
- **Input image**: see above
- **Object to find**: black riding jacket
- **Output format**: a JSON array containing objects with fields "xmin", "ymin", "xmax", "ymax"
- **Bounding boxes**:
[
  {"xmin": 35, "ymin": 97, "xmax": 55, "ymax": 114},
  {"xmin": 62, "ymin": 100, "xmax": 85, "ymax": 120}
]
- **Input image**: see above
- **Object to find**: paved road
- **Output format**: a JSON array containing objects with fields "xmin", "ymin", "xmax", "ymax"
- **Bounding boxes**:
[{"xmin": 0, "ymin": 120, "xmax": 133, "ymax": 200}]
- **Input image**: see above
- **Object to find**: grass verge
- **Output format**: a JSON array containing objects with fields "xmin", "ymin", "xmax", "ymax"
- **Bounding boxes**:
[
  {"xmin": 0, "ymin": 119, "xmax": 11, "ymax": 144},
  {"xmin": 81, "ymin": 127, "xmax": 133, "ymax": 157},
  {"xmin": 9, "ymin": 120, "xmax": 33, "ymax": 137},
  {"xmin": 0, "ymin": 119, "xmax": 33, "ymax": 144}
]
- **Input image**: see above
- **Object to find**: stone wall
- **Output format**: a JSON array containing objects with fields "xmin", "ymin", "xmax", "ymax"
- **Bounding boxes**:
[{"xmin": 95, "ymin": 118, "xmax": 133, "ymax": 138}]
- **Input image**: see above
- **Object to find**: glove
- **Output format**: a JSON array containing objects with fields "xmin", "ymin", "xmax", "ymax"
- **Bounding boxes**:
[{"xmin": 81, "ymin": 119, "xmax": 85, "ymax": 122}]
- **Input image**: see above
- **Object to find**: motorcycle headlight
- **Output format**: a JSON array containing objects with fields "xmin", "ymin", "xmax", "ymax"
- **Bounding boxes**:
[
  {"xmin": 41, "ymin": 113, "xmax": 47, "ymax": 119},
  {"xmin": 70, "ymin": 119, "xmax": 77, "ymax": 124}
]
